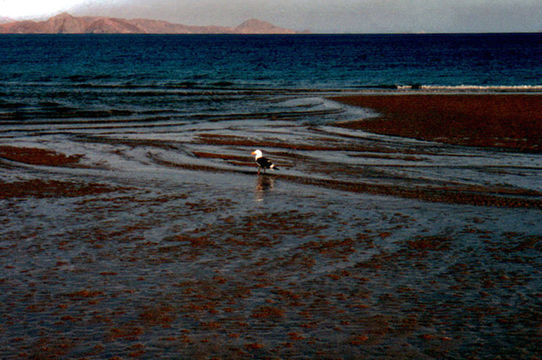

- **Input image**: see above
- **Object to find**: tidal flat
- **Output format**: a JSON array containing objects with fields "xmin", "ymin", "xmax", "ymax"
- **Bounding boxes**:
[{"xmin": 1, "ymin": 94, "xmax": 541, "ymax": 359}]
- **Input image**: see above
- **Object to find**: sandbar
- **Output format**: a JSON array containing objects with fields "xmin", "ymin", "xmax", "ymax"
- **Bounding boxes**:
[{"xmin": 331, "ymin": 94, "xmax": 542, "ymax": 153}]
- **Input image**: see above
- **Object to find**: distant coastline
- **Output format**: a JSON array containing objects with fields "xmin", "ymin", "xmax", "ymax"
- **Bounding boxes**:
[{"xmin": 0, "ymin": 13, "xmax": 308, "ymax": 34}]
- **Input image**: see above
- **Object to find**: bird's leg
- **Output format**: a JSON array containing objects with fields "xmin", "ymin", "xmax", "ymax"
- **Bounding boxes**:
[{"xmin": 257, "ymin": 167, "xmax": 260, "ymax": 175}]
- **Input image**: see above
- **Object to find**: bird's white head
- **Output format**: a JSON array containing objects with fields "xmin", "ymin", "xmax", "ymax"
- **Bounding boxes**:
[{"xmin": 251, "ymin": 149, "xmax": 263, "ymax": 159}]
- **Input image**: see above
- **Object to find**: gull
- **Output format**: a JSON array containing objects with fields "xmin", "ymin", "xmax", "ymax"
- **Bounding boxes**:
[{"xmin": 251, "ymin": 149, "xmax": 279, "ymax": 175}]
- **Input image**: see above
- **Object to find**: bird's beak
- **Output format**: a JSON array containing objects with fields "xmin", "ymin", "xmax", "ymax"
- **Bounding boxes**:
[{"xmin": 251, "ymin": 151, "xmax": 256, "ymax": 155}]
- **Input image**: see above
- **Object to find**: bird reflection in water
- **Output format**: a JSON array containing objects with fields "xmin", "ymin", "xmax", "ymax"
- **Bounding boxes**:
[{"xmin": 255, "ymin": 174, "xmax": 276, "ymax": 202}]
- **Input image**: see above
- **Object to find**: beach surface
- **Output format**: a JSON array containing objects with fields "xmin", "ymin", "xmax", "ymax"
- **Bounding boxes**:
[
  {"xmin": 332, "ymin": 94, "xmax": 542, "ymax": 153},
  {"xmin": 1, "ymin": 93, "xmax": 541, "ymax": 359}
]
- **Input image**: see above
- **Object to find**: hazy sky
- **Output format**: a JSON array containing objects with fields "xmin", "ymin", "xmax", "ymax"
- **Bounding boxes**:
[{"xmin": 2, "ymin": 0, "xmax": 542, "ymax": 33}]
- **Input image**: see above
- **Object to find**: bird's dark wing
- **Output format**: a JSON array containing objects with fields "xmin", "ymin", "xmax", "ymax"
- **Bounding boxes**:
[{"xmin": 257, "ymin": 157, "xmax": 273, "ymax": 168}]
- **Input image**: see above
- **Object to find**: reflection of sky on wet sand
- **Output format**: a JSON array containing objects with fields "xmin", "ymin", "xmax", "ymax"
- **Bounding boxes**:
[
  {"xmin": 255, "ymin": 174, "xmax": 276, "ymax": 202},
  {"xmin": 1, "ymin": 153, "xmax": 541, "ymax": 358}
]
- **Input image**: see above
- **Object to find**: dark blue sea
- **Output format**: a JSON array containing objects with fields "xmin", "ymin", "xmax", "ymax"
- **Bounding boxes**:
[
  {"xmin": 1, "ymin": 34, "xmax": 541, "ymax": 359},
  {"xmin": 1, "ymin": 33, "xmax": 541, "ymax": 132},
  {"xmin": 2, "ymin": 33, "xmax": 542, "ymax": 89}
]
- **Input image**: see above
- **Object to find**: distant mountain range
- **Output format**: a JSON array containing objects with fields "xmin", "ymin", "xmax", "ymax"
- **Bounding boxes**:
[
  {"xmin": 0, "ymin": 13, "xmax": 307, "ymax": 34},
  {"xmin": 0, "ymin": 16, "xmax": 14, "ymax": 24}
]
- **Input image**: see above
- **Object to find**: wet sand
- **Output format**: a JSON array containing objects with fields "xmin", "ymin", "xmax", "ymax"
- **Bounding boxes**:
[
  {"xmin": 1, "ymin": 94, "xmax": 541, "ymax": 359},
  {"xmin": 331, "ymin": 94, "xmax": 542, "ymax": 153},
  {"xmin": 0, "ymin": 146, "xmax": 84, "ymax": 167}
]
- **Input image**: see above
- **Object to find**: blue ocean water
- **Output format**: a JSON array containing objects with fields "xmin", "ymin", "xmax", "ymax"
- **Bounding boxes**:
[
  {"xmin": 1, "ymin": 33, "xmax": 542, "ymax": 90},
  {"xmin": 1, "ymin": 33, "xmax": 541, "ymax": 131}
]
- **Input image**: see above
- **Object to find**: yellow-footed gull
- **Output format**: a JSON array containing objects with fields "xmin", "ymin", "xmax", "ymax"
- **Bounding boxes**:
[{"xmin": 251, "ymin": 149, "xmax": 279, "ymax": 175}]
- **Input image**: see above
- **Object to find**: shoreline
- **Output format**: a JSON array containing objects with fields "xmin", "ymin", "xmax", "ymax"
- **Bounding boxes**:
[
  {"xmin": 330, "ymin": 94, "xmax": 542, "ymax": 153},
  {"xmin": 2, "ymin": 144, "xmax": 541, "ymax": 208},
  {"xmin": 1, "ymin": 92, "xmax": 541, "ymax": 359}
]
